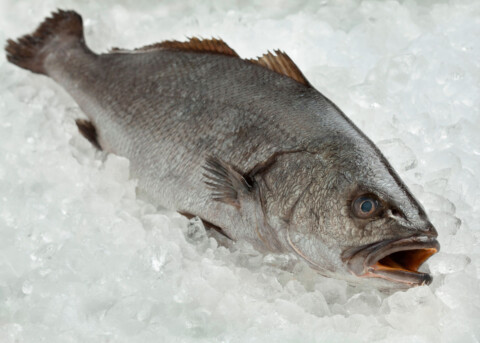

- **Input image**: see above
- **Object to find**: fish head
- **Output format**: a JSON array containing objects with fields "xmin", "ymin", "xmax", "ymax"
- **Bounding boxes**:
[
  {"xmin": 260, "ymin": 143, "xmax": 439, "ymax": 288},
  {"xmin": 338, "ymin": 152, "xmax": 440, "ymax": 288}
]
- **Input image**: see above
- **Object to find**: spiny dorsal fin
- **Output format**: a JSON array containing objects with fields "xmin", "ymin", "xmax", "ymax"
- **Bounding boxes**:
[
  {"xmin": 247, "ymin": 50, "xmax": 311, "ymax": 87},
  {"xmin": 75, "ymin": 119, "xmax": 101, "ymax": 150},
  {"xmin": 134, "ymin": 37, "xmax": 239, "ymax": 57}
]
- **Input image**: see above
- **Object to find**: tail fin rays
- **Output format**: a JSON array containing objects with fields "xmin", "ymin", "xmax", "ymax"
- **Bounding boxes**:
[{"xmin": 5, "ymin": 9, "xmax": 84, "ymax": 75}]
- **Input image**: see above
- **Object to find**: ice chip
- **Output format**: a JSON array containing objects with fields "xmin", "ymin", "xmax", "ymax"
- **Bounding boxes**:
[
  {"xmin": 428, "ymin": 252, "xmax": 471, "ymax": 275},
  {"xmin": 377, "ymin": 138, "xmax": 417, "ymax": 172},
  {"xmin": 21, "ymin": 280, "xmax": 33, "ymax": 295},
  {"xmin": 185, "ymin": 216, "xmax": 207, "ymax": 243},
  {"xmin": 346, "ymin": 291, "xmax": 382, "ymax": 315},
  {"xmin": 383, "ymin": 286, "xmax": 443, "ymax": 335},
  {"xmin": 102, "ymin": 154, "xmax": 130, "ymax": 183}
]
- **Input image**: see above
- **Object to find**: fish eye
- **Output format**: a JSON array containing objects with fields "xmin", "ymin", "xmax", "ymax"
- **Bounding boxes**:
[{"xmin": 352, "ymin": 195, "xmax": 380, "ymax": 219}]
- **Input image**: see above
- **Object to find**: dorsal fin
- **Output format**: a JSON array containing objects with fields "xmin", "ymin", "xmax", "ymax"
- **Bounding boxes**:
[
  {"xmin": 134, "ymin": 37, "xmax": 239, "ymax": 57},
  {"xmin": 247, "ymin": 50, "xmax": 311, "ymax": 87},
  {"xmin": 109, "ymin": 38, "xmax": 309, "ymax": 86},
  {"xmin": 109, "ymin": 46, "xmax": 128, "ymax": 53}
]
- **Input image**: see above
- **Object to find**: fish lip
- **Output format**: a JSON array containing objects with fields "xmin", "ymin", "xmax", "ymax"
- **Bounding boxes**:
[{"xmin": 346, "ymin": 236, "xmax": 440, "ymax": 286}]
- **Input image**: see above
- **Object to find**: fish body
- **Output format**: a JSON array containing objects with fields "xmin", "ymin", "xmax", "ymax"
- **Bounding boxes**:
[{"xmin": 6, "ymin": 10, "xmax": 439, "ymax": 288}]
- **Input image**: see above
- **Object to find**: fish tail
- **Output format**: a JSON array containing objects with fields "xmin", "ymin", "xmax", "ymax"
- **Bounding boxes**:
[{"xmin": 5, "ymin": 9, "xmax": 85, "ymax": 75}]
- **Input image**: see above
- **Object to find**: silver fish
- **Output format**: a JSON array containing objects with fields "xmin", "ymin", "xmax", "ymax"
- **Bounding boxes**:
[{"xmin": 6, "ymin": 10, "xmax": 439, "ymax": 288}]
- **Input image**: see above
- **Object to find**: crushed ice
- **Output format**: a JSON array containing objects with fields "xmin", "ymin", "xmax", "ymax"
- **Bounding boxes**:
[{"xmin": 1, "ymin": 0, "xmax": 479, "ymax": 342}]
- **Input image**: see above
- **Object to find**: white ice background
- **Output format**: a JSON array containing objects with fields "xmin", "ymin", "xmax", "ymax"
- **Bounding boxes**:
[{"xmin": 1, "ymin": 0, "xmax": 479, "ymax": 342}]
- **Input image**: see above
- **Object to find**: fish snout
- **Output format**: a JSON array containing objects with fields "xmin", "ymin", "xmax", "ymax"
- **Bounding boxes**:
[
  {"xmin": 423, "ymin": 223, "xmax": 438, "ymax": 237},
  {"xmin": 408, "ymin": 222, "xmax": 438, "ymax": 238},
  {"xmin": 392, "ymin": 218, "xmax": 438, "ymax": 239}
]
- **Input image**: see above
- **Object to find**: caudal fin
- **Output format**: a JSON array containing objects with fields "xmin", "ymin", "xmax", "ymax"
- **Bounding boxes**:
[{"xmin": 5, "ymin": 10, "xmax": 84, "ymax": 75}]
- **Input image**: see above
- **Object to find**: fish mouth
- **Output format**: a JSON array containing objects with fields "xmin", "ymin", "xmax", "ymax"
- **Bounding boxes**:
[{"xmin": 346, "ymin": 236, "xmax": 440, "ymax": 286}]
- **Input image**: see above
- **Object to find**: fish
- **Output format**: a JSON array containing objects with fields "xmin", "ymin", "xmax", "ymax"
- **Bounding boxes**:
[{"xmin": 5, "ymin": 10, "xmax": 439, "ymax": 289}]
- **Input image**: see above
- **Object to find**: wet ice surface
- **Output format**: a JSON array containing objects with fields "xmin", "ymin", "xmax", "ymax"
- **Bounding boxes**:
[{"xmin": 1, "ymin": 0, "xmax": 479, "ymax": 342}]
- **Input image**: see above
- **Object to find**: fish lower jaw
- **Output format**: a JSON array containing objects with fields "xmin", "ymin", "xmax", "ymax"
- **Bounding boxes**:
[
  {"xmin": 347, "ymin": 236, "xmax": 440, "ymax": 287},
  {"xmin": 360, "ymin": 262, "xmax": 433, "ymax": 286}
]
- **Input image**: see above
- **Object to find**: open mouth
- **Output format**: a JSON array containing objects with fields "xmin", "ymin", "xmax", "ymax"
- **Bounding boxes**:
[{"xmin": 346, "ymin": 236, "xmax": 440, "ymax": 286}]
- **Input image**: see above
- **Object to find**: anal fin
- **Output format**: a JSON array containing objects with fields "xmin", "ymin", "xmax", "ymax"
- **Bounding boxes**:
[
  {"xmin": 75, "ymin": 119, "xmax": 101, "ymax": 150},
  {"xmin": 179, "ymin": 212, "xmax": 233, "ymax": 240}
]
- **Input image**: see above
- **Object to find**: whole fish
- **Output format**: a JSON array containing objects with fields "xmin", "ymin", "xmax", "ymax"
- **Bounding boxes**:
[{"xmin": 6, "ymin": 10, "xmax": 439, "ymax": 288}]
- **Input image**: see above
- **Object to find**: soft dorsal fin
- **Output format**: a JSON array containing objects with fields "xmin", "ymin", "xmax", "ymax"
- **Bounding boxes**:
[
  {"xmin": 247, "ymin": 50, "xmax": 311, "ymax": 87},
  {"xmin": 134, "ymin": 37, "xmax": 239, "ymax": 57}
]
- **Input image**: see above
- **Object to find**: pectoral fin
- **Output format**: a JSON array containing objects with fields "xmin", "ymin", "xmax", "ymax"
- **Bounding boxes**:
[{"xmin": 202, "ymin": 156, "xmax": 252, "ymax": 208}]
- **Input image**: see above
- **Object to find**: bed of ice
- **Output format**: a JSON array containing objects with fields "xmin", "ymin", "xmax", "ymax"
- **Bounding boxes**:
[{"xmin": 1, "ymin": 0, "xmax": 479, "ymax": 342}]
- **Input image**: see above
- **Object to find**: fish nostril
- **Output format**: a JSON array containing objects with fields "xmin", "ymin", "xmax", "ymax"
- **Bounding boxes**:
[
  {"xmin": 390, "ymin": 208, "xmax": 403, "ymax": 218},
  {"xmin": 425, "ymin": 224, "xmax": 438, "ymax": 236}
]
